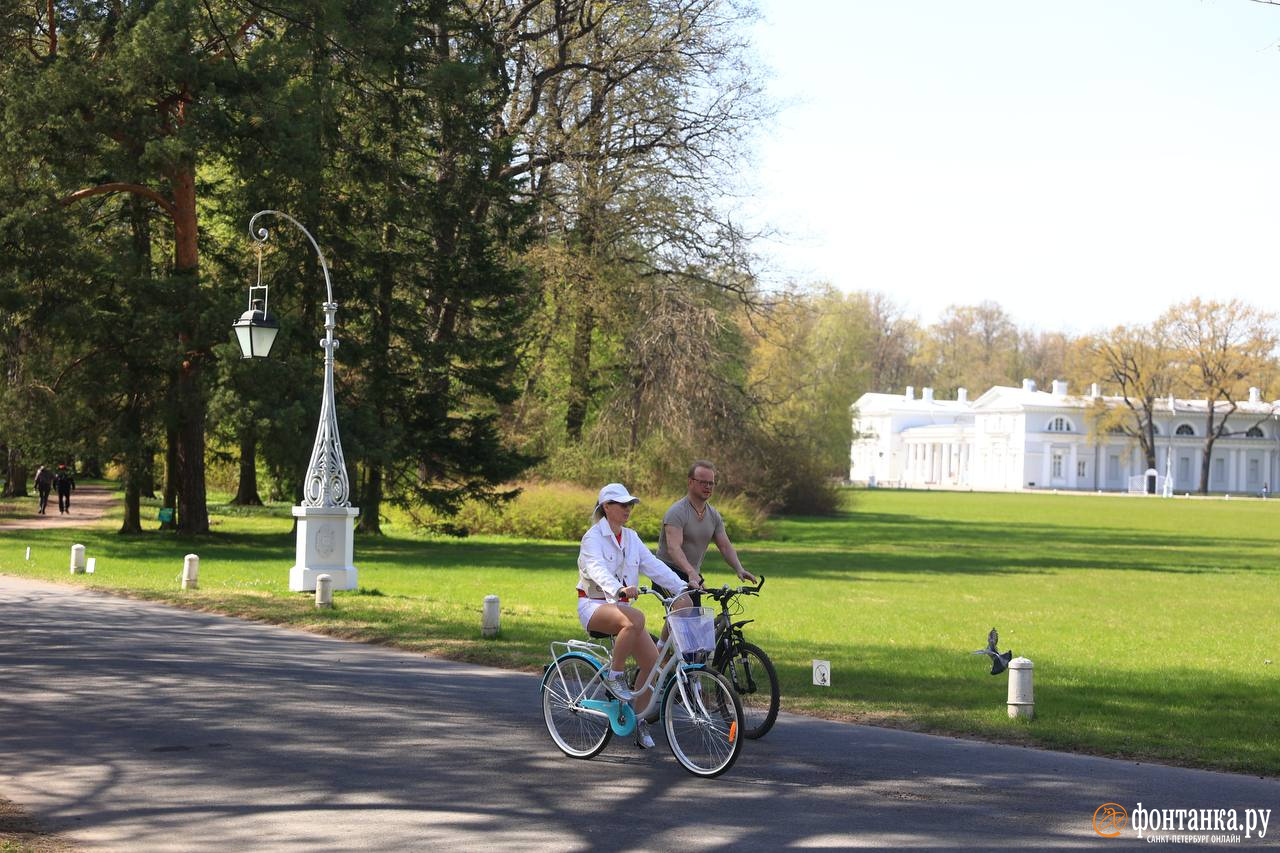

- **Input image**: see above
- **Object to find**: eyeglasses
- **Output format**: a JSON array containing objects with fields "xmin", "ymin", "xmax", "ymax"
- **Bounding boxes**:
[
  {"xmin": 691, "ymin": 478, "xmax": 716, "ymax": 488},
  {"xmin": 604, "ymin": 501, "xmax": 635, "ymax": 508}
]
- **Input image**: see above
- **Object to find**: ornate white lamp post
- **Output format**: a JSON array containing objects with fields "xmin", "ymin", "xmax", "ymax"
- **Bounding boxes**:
[{"xmin": 233, "ymin": 210, "xmax": 358, "ymax": 592}]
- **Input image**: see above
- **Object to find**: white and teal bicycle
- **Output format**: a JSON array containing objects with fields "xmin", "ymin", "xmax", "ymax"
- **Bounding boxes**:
[{"xmin": 540, "ymin": 588, "xmax": 744, "ymax": 778}]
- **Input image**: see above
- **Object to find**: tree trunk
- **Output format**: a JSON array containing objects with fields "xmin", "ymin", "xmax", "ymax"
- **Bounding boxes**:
[
  {"xmin": 162, "ymin": 424, "xmax": 179, "ymax": 530},
  {"xmin": 169, "ymin": 162, "xmax": 209, "ymax": 534},
  {"xmin": 231, "ymin": 425, "xmax": 263, "ymax": 505},
  {"xmin": 3, "ymin": 448, "xmax": 27, "ymax": 498},
  {"xmin": 118, "ymin": 391, "xmax": 145, "ymax": 534},
  {"xmin": 81, "ymin": 456, "xmax": 103, "ymax": 479},
  {"xmin": 565, "ymin": 300, "xmax": 595, "ymax": 440},
  {"xmin": 358, "ymin": 463, "xmax": 383, "ymax": 535},
  {"xmin": 141, "ymin": 457, "xmax": 156, "ymax": 499},
  {"xmin": 120, "ymin": 470, "xmax": 143, "ymax": 534},
  {"xmin": 1199, "ymin": 412, "xmax": 1216, "ymax": 494},
  {"xmin": 175, "ymin": 369, "xmax": 209, "ymax": 533},
  {"xmin": 356, "ymin": 203, "xmax": 397, "ymax": 537}
]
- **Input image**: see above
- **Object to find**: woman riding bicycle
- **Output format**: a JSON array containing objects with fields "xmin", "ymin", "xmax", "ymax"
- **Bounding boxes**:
[{"xmin": 578, "ymin": 482, "xmax": 699, "ymax": 749}]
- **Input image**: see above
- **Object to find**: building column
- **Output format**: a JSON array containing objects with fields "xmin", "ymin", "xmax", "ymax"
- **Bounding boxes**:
[{"xmin": 1068, "ymin": 443, "xmax": 1079, "ymax": 489}]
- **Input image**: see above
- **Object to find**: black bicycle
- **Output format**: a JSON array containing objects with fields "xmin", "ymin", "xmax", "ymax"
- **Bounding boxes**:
[{"xmin": 705, "ymin": 577, "xmax": 779, "ymax": 739}]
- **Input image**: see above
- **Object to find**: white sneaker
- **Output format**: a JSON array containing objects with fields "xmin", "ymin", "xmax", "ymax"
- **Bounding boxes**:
[
  {"xmin": 634, "ymin": 718, "xmax": 655, "ymax": 749},
  {"xmin": 601, "ymin": 671, "xmax": 633, "ymax": 700}
]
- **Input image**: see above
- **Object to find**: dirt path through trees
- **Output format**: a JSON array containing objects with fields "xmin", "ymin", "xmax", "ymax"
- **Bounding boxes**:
[{"xmin": 0, "ymin": 485, "xmax": 117, "ymax": 531}]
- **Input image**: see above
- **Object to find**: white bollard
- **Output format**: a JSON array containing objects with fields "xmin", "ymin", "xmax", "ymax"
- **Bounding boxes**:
[
  {"xmin": 1007, "ymin": 656, "xmax": 1035, "ymax": 719},
  {"xmin": 315, "ymin": 574, "xmax": 333, "ymax": 609},
  {"xmin": 86, "ymin": 557, "xmax": 96, "ymax": 574},
  {"xmin": 181, "ymin": 553, "xmax": 199, "ymax": 590},
  {"xmin": 25, "ymin": 546, "xmax": 30, "ymax": 561},
  {"xmin": 69, "ymin": 544, "xmax": 86, "ymax": 574},
  {"xmin": 482, "ymin": 594, "xmax": 501, "ymax": 637}
]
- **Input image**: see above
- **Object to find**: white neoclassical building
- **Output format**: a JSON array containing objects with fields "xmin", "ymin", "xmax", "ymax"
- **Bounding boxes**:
[{"xmin": 850, "ymin": 380, "xmax": 1280, "ymax": 495}]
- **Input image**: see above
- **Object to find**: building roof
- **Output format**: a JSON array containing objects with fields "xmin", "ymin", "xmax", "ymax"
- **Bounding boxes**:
[
  {"xmin": 851, "ymin": 391, "xmax": 969, "ymax": 414},
  {"xmin": 857, "ymin": 383, "xmax": 1280, "ymax": 418}
]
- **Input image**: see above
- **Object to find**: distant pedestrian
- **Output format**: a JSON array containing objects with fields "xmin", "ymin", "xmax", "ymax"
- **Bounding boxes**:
[
  {"xmin": 54, "ymin": 465, "xmax": 75, "ymax": 514},
  {"xmin": 33, "ymin": 465, "xmax": 53, "ymax": 515},
  {"xmin": 1263, "ymin": 482, "xmax": 1270, "ymax": 500}
]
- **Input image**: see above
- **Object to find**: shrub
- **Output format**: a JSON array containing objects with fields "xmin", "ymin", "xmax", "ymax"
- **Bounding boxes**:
[{"xmin": 403, "ymin": 481, "xmax": 770, "ymax": 542}]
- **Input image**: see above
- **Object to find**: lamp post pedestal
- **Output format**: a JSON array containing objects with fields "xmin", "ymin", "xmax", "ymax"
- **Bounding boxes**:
[{"xmin": 290, "ymin": 505, "xmax": 359, "ymax": 592}]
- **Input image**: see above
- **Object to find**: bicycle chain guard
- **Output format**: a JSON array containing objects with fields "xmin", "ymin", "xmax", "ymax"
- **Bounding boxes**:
[{"xmin": 581, "ymin": 698, "xmax": 636, "ymax": 736}]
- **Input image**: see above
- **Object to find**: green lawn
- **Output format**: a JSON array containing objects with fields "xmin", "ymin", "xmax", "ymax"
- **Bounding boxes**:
[{"xmin": 0, "ymin": 487, "xmax": 1276, "ymax": 776}]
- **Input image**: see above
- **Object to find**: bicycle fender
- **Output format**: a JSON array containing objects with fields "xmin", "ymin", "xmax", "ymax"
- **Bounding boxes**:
[
  {"xmin": 657, "ymin": 663, "xmax": 708, "ymax": 715},
  {"xmin": 539, "ymin": 651, "xmax": 601, "ymax": 693}
]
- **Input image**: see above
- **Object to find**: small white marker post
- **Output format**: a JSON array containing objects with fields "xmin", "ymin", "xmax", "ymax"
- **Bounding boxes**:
[
  {"xmin": 25, "ymin": 546, "xmax": 30, "ymax": 561},
  {"xmin": 181, "ymin": 554, "xmax": 199, "ymax": 590},
  {"xmin": 482, "ymin": 595, "xmax": 501, "ymax": 637},
  {"xmin": 1007, "ymin": 657, "xmax": 1035, "ymax": 719},
  {"xmin": 315, "ymin": 574, "xmax": 333, "ymax": 609},
  {"xmin": 813, "ymin": 659, "xmax": 831, "ymax": 687},
  {"xmin": 86, "ymin": 557, "xmax": 96, "ymax": 574},
  {"xmin": 69, "ymin": 544, "xmax": 86, "ymax": 574}
]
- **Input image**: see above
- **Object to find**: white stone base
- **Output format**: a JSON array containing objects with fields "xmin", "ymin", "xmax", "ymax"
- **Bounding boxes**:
[
  {"xmin": 290, "ymin": 565, "xmax": 357, "ymax": 593},
  {"xmin": 290, "ymin": 505, "xmax": 359, "ymax": 592}
]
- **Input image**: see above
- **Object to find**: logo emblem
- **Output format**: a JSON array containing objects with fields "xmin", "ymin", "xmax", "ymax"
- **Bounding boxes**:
[
  {"xmin": 315, "ymin": 523, "xmax": 336, "ymax": 558},
  {"xmin": 1093, "ymin": 803, "xmax": 1128, "ymax": 837}
]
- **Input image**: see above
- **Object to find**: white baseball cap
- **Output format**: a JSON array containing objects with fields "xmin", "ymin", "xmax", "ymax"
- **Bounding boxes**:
[{"xmin": 597, "ymin": 483, "xmax": 640, "ymax": 507}]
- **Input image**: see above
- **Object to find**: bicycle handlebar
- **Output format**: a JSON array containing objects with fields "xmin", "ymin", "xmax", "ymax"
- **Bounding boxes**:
[
  {"xmin": 704, "ymin": 574, "xmax": 765, "ymax": 602},
  {"xmin": 612, "ymin": 578, "xmax": 762, "ymax": 609}
]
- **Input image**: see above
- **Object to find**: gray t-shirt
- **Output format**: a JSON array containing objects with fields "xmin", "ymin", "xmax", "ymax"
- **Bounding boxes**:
[{"xmin": 656, "ymin": 497, "xmax": 724, "ymax": 577}]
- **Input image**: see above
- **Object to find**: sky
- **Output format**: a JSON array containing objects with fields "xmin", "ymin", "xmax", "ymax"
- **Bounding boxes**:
[{"xmin": 747, "ymin": 0, "xmax": 1280, "ymax": 333}]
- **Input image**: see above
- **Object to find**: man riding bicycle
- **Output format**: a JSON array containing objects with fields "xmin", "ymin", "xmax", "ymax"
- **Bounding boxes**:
[{"xmin": 656, "ymin": 460, "xmax": 758, "ymax": 594}]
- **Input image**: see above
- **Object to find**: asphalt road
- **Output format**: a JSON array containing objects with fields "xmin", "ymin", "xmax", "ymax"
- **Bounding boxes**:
[{"xmin": 2, "ymin": 574, "xmax": 1276, "ymax": 851}]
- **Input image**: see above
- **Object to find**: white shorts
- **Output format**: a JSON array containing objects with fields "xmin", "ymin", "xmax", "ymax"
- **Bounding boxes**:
[{"xmin": 577, "ymin": 596, "xmax": 630, "ymax": 632}]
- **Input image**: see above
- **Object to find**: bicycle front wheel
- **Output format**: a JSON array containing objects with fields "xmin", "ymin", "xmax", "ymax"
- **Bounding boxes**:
[
  {"xmin": 662, "ymin": 667, "xmax": 743, "ymax": 778},
  {"xmin": 718, "ymin": 641, "xmax": 779, "ymax": 739},
  {"xmin": 542, "ymin": 654, "xmax": 612, "ymax": 759}
]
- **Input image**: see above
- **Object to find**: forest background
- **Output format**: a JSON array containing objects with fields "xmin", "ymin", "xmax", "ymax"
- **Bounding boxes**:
[{"xmin": 1, "ymin": 0, "xmax": 1277, "ymax": 533}]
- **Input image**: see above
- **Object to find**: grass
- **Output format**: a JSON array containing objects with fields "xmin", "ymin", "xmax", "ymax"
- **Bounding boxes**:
[{"xmin": 0, "ymin": 486, "xmax": 1276, "ymax": 776}]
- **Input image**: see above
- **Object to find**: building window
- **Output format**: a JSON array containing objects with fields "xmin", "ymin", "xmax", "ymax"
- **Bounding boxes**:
[
  {"xmin": 1246, "ymin": 426, "xmax": 1265, "ymax": 438},
  {"xmin": 1077, "ymin": 460, "xmax": 1087, "ymax": 478},
  {"xmin": 1176, "ymin": 424, "xmax": 1194, "ymax": 436},
  {"xmin": 1052, "ymin": 453, "xmax": 1064, "ymax": 478},
  {"xmin": 1047, "ymin": 416, "xmax": 1072, "ymax": 432}
]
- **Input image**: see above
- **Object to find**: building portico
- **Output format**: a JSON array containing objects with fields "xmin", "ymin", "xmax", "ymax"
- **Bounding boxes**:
[{"xmin": 851, "ymin": 381, "xmax": 1280, "ymax": 495}]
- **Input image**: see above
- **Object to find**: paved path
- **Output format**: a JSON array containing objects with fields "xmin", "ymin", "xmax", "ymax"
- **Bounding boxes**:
[
  {"xmin": 0, "ymin": 485, "xmax": 117, "ymax": 531},
  {"xmin": 1, "ymin": 575, "xmax": 1276, "ymax": 851}
]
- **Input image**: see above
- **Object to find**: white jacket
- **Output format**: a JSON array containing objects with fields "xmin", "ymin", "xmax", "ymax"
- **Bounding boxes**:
[{"xmin": 577, "ymin": 517, "xmax": 688, "ymax": 600}]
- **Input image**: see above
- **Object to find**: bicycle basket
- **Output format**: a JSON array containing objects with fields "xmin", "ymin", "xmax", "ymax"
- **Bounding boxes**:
[{"xmin": 668, "ymin": 606, "xmax": 716, "ymax": 658}]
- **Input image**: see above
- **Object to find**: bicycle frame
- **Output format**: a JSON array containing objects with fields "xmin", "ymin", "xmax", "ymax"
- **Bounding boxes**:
[{"xmin": 709, "ymin": 578, "xmax": 763, "ymax": 669}]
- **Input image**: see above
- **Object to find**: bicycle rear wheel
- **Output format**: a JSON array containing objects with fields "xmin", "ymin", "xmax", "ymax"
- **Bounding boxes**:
[
  {"xmin": 718, "ymin": 641, "xmax": 779, "ymax": 739},
  {"xmin": 662, "ymin": 667, "xmax": 743, "ymax": 778},
  {"xmin": 542, "ymin": 654, "xmax": 612, "ymax": 758}
]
